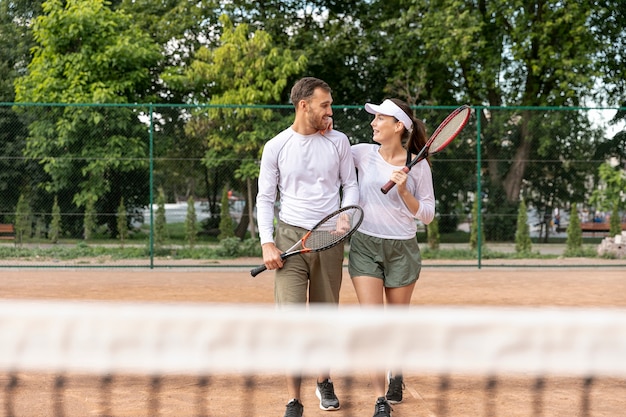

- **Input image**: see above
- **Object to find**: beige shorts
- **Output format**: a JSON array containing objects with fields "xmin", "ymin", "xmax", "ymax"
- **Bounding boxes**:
[{"xmin": 274, "ymin": 221, "xmax": 344, "ymax": 306}]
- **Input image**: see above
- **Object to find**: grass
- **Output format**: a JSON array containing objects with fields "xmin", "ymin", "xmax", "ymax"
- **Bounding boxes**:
[{"xmin": 0, "ymin": 228, "xmax": 615, "ymax": 262}]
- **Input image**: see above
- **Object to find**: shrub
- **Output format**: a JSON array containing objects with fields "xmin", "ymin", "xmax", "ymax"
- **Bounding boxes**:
[
  {"xmin": 218, "ymin": 187, "xmax": 235, "ymax": 241},
  {"xmin": 427, "ymin": 216, "xmax": 440, "ymax": 250},
  {"xmin": 515, "ymin": 198, "xmax": 532, "ymax": 253},
  {"xmin": 117, "ymin": 197, "xmax": 128, "ymax": 247},
  {"xmin": 186, "ymin": 196, "xmax": 197, "ymax": 248},
  {"xmin": 154, "ymin": 188, "xmax": 167, "ymax": 248},
  {"xmin": 469, "ymin": 198, "xmax": 484, "ymax": 250},
  {"xmin": 565, "ymin": 203, "xmax": 583, "ymax": 256}
]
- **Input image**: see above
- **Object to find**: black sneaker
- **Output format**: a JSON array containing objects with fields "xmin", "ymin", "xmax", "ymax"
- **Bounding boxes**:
[
  {"xmin": 385, "ymin": 372, "xmax": 404, "ymax": 404},
  {"xmin": 315, "ymin": 378, "xmax": 340, "ymax": 410},
  {"xmin": 283, "ymin": 399, "xmax": 303, "ymax": 417},
  {"xmin": 373, "ymin": 396, "xmax": 392, "ymax": 417}
]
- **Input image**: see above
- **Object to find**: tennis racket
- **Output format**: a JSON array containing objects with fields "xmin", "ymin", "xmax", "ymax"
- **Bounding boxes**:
[
  {"xmin": 381, "ymin": 104, "xmax": 471, "ymax": 194},
  {"xmin": 250, "ymin": 205, "xmax": 364, "ymax": 277}
]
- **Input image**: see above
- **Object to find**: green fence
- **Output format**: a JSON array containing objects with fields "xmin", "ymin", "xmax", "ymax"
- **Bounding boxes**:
[{"xmin": 1, "ymin": 102, "xmax": 624, "ymax": 268}]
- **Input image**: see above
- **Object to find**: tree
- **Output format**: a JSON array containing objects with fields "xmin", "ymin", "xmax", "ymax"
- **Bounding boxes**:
[
  {"xmin": 154, "ymin": 188, "xmax": 167, "ymax": 249},
  {"xmin": 185, "ymin": 196, "xmax": 197, "ymax": 248},
  {"xmin": 14, "ymin": 0, "xmax": 161, "ymax": 236},
  {"xmin": 0, "ymin": 0, "xmax": 43, "ymax": 223},
  {"xmin": 14, "ymin": 193, "xmax": 31, "ymax": 246},
  {"xmin": 163, "ymin": 14, "xmax": 306, "ymax": 239},
  {"xmin": 515, "ymin": 198, "xmax": 532, "ymax": 254},
  {"xmin": 49, "ymin": 196, "xmax": 61, "ymax": 244},
  {"xmin": 469, "ymin": 198, "xmax": 484, "ymax": 251},
  {"xmin": 383, "ymin": 1, "xmax": 624, "ymax": 239},
  {"xmin": 218, "ymin": 187, "xmax": 234, "ymax": 241},
  {"xmin": 83, "ymin": 199, "xmax": 96, "ymax": 241},
  {"xmin": 116, "ymin": 197, "xmax": 128, "ymax": 247},
  {"xmin": 590, "ymin": 162, "xmax": 626, "ymax": 219},
  {"xmin": 427, "ymin": 216, "xmax": 440, "ymax": 251},
  {"xmin": 565, "ymin": 203, "xmax": 583, "ymax": 256},
  {"xmin": 609, "ymin": 203, "xmax": 621, "ymax": 237}
]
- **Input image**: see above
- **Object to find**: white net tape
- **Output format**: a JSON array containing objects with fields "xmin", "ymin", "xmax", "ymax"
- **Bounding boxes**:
[{"xmin": 1, "ymin": 300, "xmax": 625, "ymax": 377}]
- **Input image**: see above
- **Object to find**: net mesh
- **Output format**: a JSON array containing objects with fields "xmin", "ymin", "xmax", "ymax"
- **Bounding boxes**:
[{"xmin": 1, "ymin": 301, "xmax": 625, "ymax": 417}]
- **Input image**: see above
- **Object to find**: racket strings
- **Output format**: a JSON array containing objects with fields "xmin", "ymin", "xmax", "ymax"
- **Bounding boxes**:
[
  {"xmin": 429, "ymin": 109, "xmax": 471, "ymax": 151},
  {"xmin": 305, "ymin": 229, "xmax": 345, "ymax": 249},
  {"xmin": 304, "ymin": 208, "xmax": 363, "ymax": 250}
]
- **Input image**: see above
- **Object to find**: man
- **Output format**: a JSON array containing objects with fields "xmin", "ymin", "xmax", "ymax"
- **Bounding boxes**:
[{"xmin": 256, "ymin": 77, "xmax": 359, "ymax": 417}]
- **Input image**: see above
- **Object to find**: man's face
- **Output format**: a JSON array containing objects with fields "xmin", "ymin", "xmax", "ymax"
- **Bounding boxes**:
[{"xmin": 304, "ymin": 88, "xmax": 333, "ymax": 131}]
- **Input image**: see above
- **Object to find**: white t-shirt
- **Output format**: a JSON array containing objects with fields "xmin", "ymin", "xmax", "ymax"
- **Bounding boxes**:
[
  {"xmin": 351, "ymin": 143, "xmax": 435, "ymax": 240},
  {"xmin": 257, "ymin": 128, "xmax": 359, "ymax": 244}
]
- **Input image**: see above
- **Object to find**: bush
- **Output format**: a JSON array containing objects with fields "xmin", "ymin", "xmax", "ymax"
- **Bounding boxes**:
[
  {"xmin": 427, "ymin": 216, "xmax": 440, "ymax": 250},
  {"xmin": 186, "ymin": 196, "xmax": 197, "ymax": 248},
  {"xmin": 565, "ymin": 203, "xmax": 583, "ymax": 256},
  {"xmin": 469, "ymin": 198, "xmax": 484, "ymax": 250},
  {"xmin": 515, "ymin": 198, "xmax": 532, "ymax": 253},
  {"xmin": 155, "ymin": 188, "xmax": 167, "ymax": 248},
  {"xmin": 218, "ymin": 187, "xmax": 235, "ymax": 241},
  {"xmin": 215, "ymin": 237, "xmax": 241, "ymax": 257}
]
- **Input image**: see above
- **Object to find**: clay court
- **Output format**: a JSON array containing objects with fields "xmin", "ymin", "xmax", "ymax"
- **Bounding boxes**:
[{"xmin": 1, "ymin": 259, "xmax": 625, "ymax": 417}]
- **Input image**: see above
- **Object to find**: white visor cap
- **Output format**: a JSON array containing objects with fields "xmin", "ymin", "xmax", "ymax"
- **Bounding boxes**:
[{"xmin": 364, "ymin": 99, "xmax": 413, "ymax": 132}]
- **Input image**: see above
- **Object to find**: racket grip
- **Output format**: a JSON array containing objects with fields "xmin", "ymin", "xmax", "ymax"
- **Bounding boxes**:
[
  {"xmin": 250, "ymin": 264, "xmax": 267, "ymax": 277},
  {"xmin": 380, "ymin": 180, "xmax": 396, "ymax": 194},
  {"xmin": 380, "ymin": 166, "xmax": 411, "ymax": 194}
]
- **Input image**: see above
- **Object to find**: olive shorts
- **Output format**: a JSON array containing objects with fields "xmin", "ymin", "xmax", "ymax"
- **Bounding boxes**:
[{"xmin": 348, "ymin": 231, "xmax": 422, "ymax": 288}]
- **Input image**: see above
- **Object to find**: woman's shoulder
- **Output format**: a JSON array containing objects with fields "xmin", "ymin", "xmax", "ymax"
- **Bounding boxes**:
[{"xmin": 352, "ymin": 142, "xmax": 378, "ymax": 152}]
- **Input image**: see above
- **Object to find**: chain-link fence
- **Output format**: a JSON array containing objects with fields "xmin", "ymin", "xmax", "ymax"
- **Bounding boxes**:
[{"xmin": 1, "ymin": 102, "xmax": 624, "ymax": 268}]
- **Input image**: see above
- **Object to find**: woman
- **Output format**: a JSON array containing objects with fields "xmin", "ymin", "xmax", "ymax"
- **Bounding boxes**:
[{"xmin": 350, "ymin": 98, "xmax": 436, "ymax": 417}]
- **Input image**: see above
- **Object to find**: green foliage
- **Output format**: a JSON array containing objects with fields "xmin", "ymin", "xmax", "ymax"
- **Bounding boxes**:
[
  {"xmin": 162, "ymin": 13, "xmax": 307, "ymax": 225},
  {"xmin": 427, "ymin": 216, "xmax": 440, "ymax": 250},
  {"xmin": 13, "ymin": 0, "xmax": 159, "ymax": 224},
  {"xmin": 83, "ymin": 199, "xmax": 96, "ymax": 240},
  {"xmin": 214, "ymin": 237, "xmax": 262, "ymax": 258},
  {"xmin": 515, "ymin": 198, "xmax": 532, "ymax": 254},
  {"xmin": 218, "ymin": 187, "xmax": 235, "ymax": 241},
  {"xmin": 469, "ymin": 198, "xmax": 484, "ymax": 250},
  {"xmin": 565, "ymin": 203, "xmax": 583, "ymax": 256},
  {"xmin": 116, "ymin": 197, "xmax": 127, "ymax": 247},
  {"xmin": 49, "ymin": 196, "xmax": 61, "ymax": 244},
  {"xmin": 34, "ymin": 217, "xmax": 45, "ymax": 240},
  {"xmin": 389, "ymin": 1, "xmax": 611, "ymax": 210},
  {"xmin": 483, "ymin": 189, "xmax": 518, "ymax": 241},
  {"xmin": 15, "ymin": 0, "xmax": 160, "ymax": 104},
  {"xmin": 609, "ymin": 203, "xmax": 622, "ymax": 237},
  {"xmin": 154, "ymin": 188, "xmax": 167, "ymax": 248},
  {"xmin": 590, "ymin": 163, "xmax": 626, "ymax": 213},
  {"xmin": 185, "ymin": 196, "xmax": 197, "ymax": 248},
  {"xmin": 14, "ymin": 194, "xmax": 31, "ymax": 246}
]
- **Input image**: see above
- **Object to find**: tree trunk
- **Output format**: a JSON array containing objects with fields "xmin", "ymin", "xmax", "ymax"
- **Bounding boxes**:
[
  {"xmin": 246, "ymin": 178, "xmax": 256, "ymax": 240},
  {"xmin": 503, "ymin": 114, "xmax": 532, "ymax": 203}
]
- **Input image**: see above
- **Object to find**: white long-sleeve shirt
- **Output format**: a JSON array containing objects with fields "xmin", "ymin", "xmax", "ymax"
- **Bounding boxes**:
[
  {"xmin": 351, "ymin": 143, "xmax": 435, "ymax": 240},
  {"xmin": 257, "ymin": 128, "xmax": 359, "ymax": 245}
]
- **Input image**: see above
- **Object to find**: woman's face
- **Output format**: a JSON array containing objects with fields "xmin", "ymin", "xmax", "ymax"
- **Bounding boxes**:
[{"xmin": 371, "ymin": 114, "xmax": 401, "ymax": 143}]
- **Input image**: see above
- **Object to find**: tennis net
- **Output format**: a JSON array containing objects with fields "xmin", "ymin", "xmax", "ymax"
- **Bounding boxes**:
[{"xmin": 1, "ymin": 300, "xmax": 625, "ymax": 417}]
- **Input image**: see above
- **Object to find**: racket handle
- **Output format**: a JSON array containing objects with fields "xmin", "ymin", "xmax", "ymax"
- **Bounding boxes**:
[
  {"xmin": 250, "ymin": 264, "xmax": 267, "ymax": 277},
  {"xmin": 380, "ymin": 180, "xmax": 396, "ymax": 194},
  {"xmin": 380, "ymin": 166, "xmax": 411, "ymax": 194}
]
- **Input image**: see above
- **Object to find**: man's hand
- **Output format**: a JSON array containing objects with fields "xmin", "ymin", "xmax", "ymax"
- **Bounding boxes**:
[{"xmin": 261, "ymin": 242, "xmax": 284, "ymax": 271}]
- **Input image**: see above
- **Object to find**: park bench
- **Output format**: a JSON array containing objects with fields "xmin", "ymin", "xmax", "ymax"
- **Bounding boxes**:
[
  {"xmin": 0, "ymin": 224, "xmax": 16, "ymax": 241},
  {"xmin": 580, "ymin": 222, "xmax": 626, "ymax": 237}
]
